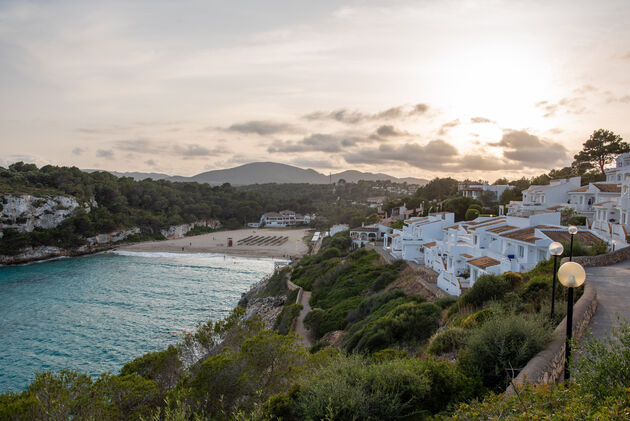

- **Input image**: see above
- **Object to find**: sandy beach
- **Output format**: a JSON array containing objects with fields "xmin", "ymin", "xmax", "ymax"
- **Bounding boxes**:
[{"xmin": 117, "ymin": 228, "xmax": 311, "ymax": 259}]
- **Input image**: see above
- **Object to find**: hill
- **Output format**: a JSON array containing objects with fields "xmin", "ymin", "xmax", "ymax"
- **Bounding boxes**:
[{"xmin": 86, "ymin": 162, "xmax": 428, "ymax": 186}]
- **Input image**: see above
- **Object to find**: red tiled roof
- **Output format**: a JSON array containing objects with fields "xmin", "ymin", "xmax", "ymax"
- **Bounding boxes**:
[
  {"xmin": 467, "ymin": 256, "xmax": 501, "ymax": 269},
  {"xmin": 594, "ymin": 184, "xmax": 621, "ymax": 193},
  {"xmin": 500, "ymin": 225, "xmax": 558, "ymax": 244},
  {"xmin": 486, "ymin": 225, "xmax": 518, "ymax": 233},
  {"xmin": 350, "ymin": 227, "xmax": 379, "ymax": 232},
  {"xmin": 540, "ymin": 230, "xmax": 603, "ymax": 246},
  {"xmin": 569, "ymin": 186, "xmax": 590, "ymax": 193},
  {"xmin": 460, "ymin": 253, "xmax": 473, "ymax": 258},
  {"xmin": 593, "ymin": 201, "xmax": 616, "ymax": 207},
  {"xmin": 423, "ymin": 241, "xmax": 437, "ymax": 248}
]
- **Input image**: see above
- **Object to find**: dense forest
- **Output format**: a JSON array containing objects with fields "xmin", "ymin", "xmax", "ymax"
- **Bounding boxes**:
[
  {"xmin": 0, "ymin": 163, "xmax": 392, "ymax": 255},
  {"xmin": 1, "ymin": 231, "xmax": 627, "ymax": 420}
]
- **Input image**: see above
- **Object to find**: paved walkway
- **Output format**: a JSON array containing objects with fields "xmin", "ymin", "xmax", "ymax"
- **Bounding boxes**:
[
  {"xmin": 585, "ymin": 259, "xmax": 630, "ymax": 340},
  {"xmin": 286, "ymin": 280, "xmax": 313, "ymax": 346}
]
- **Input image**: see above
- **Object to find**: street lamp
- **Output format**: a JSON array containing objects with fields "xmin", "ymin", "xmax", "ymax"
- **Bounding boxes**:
[
  {"xmin": 548, "ymin": 241, "xmax": 564, "ymax": 319},
  {"xmin": 557, "ymin": 261, "xmax": 586, "ymax": 381},
  {"xmin": 568, "ymin": 225, "xmax": 578, "ymax": 261}
]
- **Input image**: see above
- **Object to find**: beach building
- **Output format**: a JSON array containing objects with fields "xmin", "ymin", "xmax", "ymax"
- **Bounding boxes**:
[
  {"xmin": 382, "ymin": 213, "xmax": 455, "ymax": 262},
  {"xmin": 259, "ymin": 210, "xmax": 312, "ymax": 227},
  {"xmin": 458, "ymin": 182, "xmax": 509, "ymax": 202},
  {"xmin": 350, "ymin": 223, "xmax": 392, "ymax": 247},
  {"xmin": 507, "ymin": 176, "xmax": 581, "ymax": 216}
]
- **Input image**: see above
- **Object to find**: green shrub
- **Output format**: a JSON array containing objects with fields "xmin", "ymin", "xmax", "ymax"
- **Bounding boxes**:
[
  {"xmin": 293, "ymin": 355, "xmax": 479, "ymax": 421},
  {"xmin": 501, "ymin": 272, "xmax": 523, "ymax": 289},
  {"xmin": 320, "ymin": 247, "xmax": 341, "ymax": 260},
  {"xmin": 435, "ymin": 296, "xmax": 457, "ymax": 309},
  {"xmin": 459, "ymin": 314, "xmax": 552, "ymax": 391},
  {"xmin": 427, "ymin": 327, "xmax": 470, "ymax": 356},
  {"xmin": 372, "ymin": 348, "xmax": 410, "ymax": 362},
  {"xmin": 460, "ymin": 308, "xmax": 496, "ymax": 329},
  {"xmin": 345, "ymin": 301, "xmax": 442, "ymax": 353},
  {"xmin": 306, "ymin": 296, "xmax": 364, "ymax": 338},
  {"xmin": 121, "ymin": 345, "xmax": 182, "ymax": 392},
  {"xmin": 274, "ymin": 303, "xmax": 303, "ymax": 335},
  {"xmin": 458, "ymin": 274, "xmax": 512, "ymax": 309},
  {"xmin": 465, "ymin": 208, "xmax": 480, "ymax": 220}
]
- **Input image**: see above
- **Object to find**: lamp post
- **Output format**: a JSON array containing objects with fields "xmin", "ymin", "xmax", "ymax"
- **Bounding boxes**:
[
  {"xmin": 612, "ymin": 239, "xmax": 617, "ymax": 252},
  {"xmin": 557, "ymin": 261, "xmax": 586, "ymax": 381},
  {"xmin": 568, "ymin": 225, "xmax": 578, "ymax": 261},
  {"xmin": 548, "ymin": 241, "xmax": 564, "ymax": 319}
]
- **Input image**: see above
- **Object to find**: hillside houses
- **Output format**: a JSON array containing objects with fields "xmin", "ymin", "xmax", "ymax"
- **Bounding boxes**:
[
  {"xmin": 458, "ymin": 182, "xmax": 509, "ymax": 202},
  {"xmin": 383, "ymin": 211, "xmax": 608, "ymax": 296},
  {"xmin": 507, "ymin": 176, "xmax": 581, "ymax": 216}
]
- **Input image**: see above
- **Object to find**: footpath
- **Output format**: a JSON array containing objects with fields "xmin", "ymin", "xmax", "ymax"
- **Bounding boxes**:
[
  {"xmin": 287, "ymin": 279, "xmax": 313, "ymax": 347},
  {"xmin": 584, "ymin": 259, "xmax": 630, "ymax": 340}
]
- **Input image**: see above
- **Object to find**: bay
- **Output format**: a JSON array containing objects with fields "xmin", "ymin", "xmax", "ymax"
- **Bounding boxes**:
[{"xmin": 0, "ymin": 251, "xmax": 277, "ymax": 392}]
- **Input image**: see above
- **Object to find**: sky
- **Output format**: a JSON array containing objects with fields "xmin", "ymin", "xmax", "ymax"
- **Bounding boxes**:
[{"xmin": 1, "ymin": 0, "xmax": 629, "ymax": 181}]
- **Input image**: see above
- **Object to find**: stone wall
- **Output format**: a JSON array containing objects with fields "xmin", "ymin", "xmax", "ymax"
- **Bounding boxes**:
[
  {"xmin": 506, "ymin": 281, "xmax": 598, "ymax": 393},
  {"xmin": 564, "ymin": 245, "xmax": 630, "ymax": 267}
]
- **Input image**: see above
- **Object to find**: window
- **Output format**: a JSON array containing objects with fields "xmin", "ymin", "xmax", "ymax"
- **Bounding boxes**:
[
  {"xmin": 579, "ymin": 196, "xmax": 583, "ymax": 204},
  {"xmin": 472, "ymin": 269, "xmax": 478, "ymax": 280},
  {"xmin": 473, "ymin": 236, "xmax": 478, "ymax": 245},
  {"xmin": 518, "ymin": 245, "xmax": 525, "ymax": 258}
]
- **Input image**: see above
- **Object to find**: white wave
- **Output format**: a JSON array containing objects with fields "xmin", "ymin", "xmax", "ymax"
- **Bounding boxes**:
[{"xmin": 108, "ymin": 250, "xmax": 289, "ymax": 264}]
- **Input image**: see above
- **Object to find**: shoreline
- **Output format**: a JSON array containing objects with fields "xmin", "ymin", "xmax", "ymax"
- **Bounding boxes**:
[
  {"xmin": 0, "ymin": 228, "xmax": 310, "ymax": 267},
  {"xmin": 116, "ymin": 228, "xmax": 310, "ymax": 260}
]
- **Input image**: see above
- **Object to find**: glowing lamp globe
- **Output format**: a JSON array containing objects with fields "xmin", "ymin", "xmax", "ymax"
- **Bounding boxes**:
[
  {"xmin": 568, "ymin": 225, "xmax": 578, "ymax": 235},
  {"xmin": 557, "ymin": 262, "xmax": 586, "ymax": 288},
  {"xmin": 548, "ymin": 242, "xmax": 564, "ymax": 256}
]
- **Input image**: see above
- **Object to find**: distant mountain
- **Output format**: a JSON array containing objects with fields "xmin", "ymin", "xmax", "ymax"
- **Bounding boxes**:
[{"xmin": 85, "ymin": 162, "xmax": 428, "ymax": 186}]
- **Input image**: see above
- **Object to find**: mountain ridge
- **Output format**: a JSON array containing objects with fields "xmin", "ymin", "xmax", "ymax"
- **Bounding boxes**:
[{"xmin": 86, "ymin": 162, "xmax": 428, "ymax": 186}]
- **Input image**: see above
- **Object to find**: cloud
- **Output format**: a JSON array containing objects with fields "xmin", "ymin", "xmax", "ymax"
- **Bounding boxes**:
[
  {"xmin": 145, "ymin": 159, "xmax": 157, "ymax": 166},
  {"xmin": 535, "ymin": 97, "xmax": 586, "ymax": 117},
  {"xmin": 288, "ymin": 158, "xmax": 339, "ymax": 169},
  {"xmin": 173, "ymin": 144, "xmax": 229, "ymax": 158},
  {"xmin": 470, "ymin": 117, "xmax": 493, "ymax": 124},
  {"xmin": 96, "ymin": 149, "xmax": 114, "ymax": 159},
  {"xmin": 72, "ymin": 147, "xmax": 84, "ymax": 155},
  {"xmin": 226, "ymin": 120, "xmax": 296, "ymax": 135},
  {"xmin": 343, "ymin": 139, "xmax": 460, "ymax": 171},
  {"xmin": 304, "ymin": 103, "xmax": 429, "ymax": 124},
  {"xmin": 372, "ymin": 125, "xmax": 408, "ymax": 138},
  {"xmin": 114, "ymin": 139, "xmax": 162, "ymax": 154},
  {"xmin": 491, "ymin": 130, "xmax": 568, "ymax": 167},
  {"xmin": 438, "ymin": 119, "xmax": 460, "ymax": 135},
  {"xmin": 268, "ymin": 133, "xmax": 369, "ymax": 153}
]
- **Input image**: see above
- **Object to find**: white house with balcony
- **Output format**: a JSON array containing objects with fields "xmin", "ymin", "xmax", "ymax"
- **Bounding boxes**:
[
  {"xmin": 259, "ymin": 210, "xmax": 312, "ymax": 227},
  {"xmin": 382, "ymin": 212, "xmax": 455, "ymax": 262},
  {"xmin": 507, "ymin": 176, "xmax": 581, "ymax": 216},
  {"xmin": 585, "ymin": 153, "xmax": 630, "ymax": 245},
  {"xmin": 458, "ymin": 182, "xmax": 509, "ymax": 202},
  {"xmin": 567, "ymin": 183, "xmax": 621, "ymax": 222},
  {"xmin": 424, "ymin": 213, "xmax": 607, "ymax": 296},
  {"xmin": 350, "ymin": 224, "xmax": 392, "ymax": 247}
]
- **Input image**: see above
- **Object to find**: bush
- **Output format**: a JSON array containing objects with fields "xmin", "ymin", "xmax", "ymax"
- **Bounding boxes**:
[
  {"xmin": 320, "ymin": 247, "xmax": 341, "ymax": 260},
  {"xmin": 435, "ymin": 296, "xmax": 457, "ymax": 309},
  {"xmin": 121, "ymin": 345, "xmax": 182, "ymax": 392},
  {"xmin": 460, "ymin": 308, "xmax": 496, "ymax": 329},
  {"xmin": 465, "ymin": 208, "xmax": 480, "ymax": 220},
  {"xmin": 427, "ymin": 327, "xmax": 470, "ymax": 356},
  {"xmin": 294, "ymin": 355, "xmax": 479, "ymax": 420},
  {"xmin": 459, "ymin": 314, "xmax": 552, "ymax": 391},
  {"xmin": 274, "ymin": 303, "xmax": 303, "ymax": 335},
  {"xmin": 501, "ymin": 272, "xmax": 523, "ymax": 289},
  {"xmin": 458, "ymin": 274, "xmax": 512, "ymax": 309}
]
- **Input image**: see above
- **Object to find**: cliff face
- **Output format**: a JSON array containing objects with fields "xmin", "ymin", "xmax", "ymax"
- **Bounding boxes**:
[{"xmin": 0, "ymin": 194, "xmax": 92, "ymax": 237}]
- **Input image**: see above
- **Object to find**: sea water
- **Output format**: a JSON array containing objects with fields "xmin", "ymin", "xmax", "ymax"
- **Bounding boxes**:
[{"xmin": 0, "ymin": 251, "xmax": 278, "ymax": 392}]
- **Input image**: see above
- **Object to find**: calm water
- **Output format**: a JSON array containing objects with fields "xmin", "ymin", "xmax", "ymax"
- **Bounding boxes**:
[{"xmin": 0, "ymin": 251, "xmax": 278, "ymax": 392}]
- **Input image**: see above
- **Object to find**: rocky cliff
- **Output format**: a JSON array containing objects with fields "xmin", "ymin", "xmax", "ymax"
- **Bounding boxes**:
[{"xmin": 0, "ymin": 194, "xmax": 92, "ymax": 237}]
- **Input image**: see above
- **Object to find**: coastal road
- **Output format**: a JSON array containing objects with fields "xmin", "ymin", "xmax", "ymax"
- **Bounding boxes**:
[{"xmin": 585, "ymin": 259, "xmax": 630, "ymax": 340}]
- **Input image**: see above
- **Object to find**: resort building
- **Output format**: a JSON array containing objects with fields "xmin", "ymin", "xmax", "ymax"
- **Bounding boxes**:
[
  {"xmin": 424, "ymin": 213, "xmax": 607, "ymax": 296},
  {"xmin": 350, "ymin": 224, "xmax": 392, "ymax": 247},
  {"xmin": 507, "ymin": 176, "xmax": 581, "ymax": 216},
  {"xmin": 382, "ymin": 213, "xmax": 455, "ymax": 262},
  {"xmin": 458, "ymin": 182, "xmax": 509, "ymax": 203},
  {"xmin": 567, "ymin": 183, "xmax": 621, "ymax": 222},
  {"xmin": 259, "ymin": 210, "xmax": 312, "ymax": 227}
]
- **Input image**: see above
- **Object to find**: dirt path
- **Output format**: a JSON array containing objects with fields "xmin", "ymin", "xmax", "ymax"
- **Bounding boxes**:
[{"xmin": 287, "ymin": 279, "xmax": 313, "ymax": 347}]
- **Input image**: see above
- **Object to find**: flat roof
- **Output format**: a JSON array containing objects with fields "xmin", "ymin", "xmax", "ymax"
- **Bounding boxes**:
[{"xmin": 467, "ymin": 256, "xmax": 501, "ymax": 269}]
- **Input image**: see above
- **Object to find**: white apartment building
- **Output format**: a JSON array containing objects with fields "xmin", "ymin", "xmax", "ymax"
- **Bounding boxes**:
[
  {"xmin": 382, "ymin": 213, "xmax": 455, "ymax": 262},
  {"xmin": 507, "ymin": 176, "xmax": 581, "ymax": 216},
  {"xmin": 422, "ymin": 213, "xmax": 606, "ymax": 296},
  {"xmin": 458, "ymin": 182, "xmax": 509, "ymax": 202},
  {"xmin": 567, "ymin": 183, "xmax": 621, "ymax": 222},
  {"xmin": 350, "ymin": 223, "xmax": 392, "ymax": 247},
  {"xmin": 590, "ymin": 153, "xmax": 630, "ymax": 244}
]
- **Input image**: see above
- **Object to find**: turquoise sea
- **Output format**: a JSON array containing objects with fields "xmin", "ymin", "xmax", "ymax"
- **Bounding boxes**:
[{"xmin": 0, "ymin": 251, "xmax": 278, "ymax": 392}]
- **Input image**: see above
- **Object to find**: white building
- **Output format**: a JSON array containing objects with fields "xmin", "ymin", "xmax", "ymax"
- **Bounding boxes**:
[
  {"xmin": 586, "ymin": 153, "xmax": 630, "ymax": 245},
  {"xmin": 458, "ymin": 182, "xmax": 509, "ymax": 202},
  {"xmin": 567, "ymin": 183, "xmax": 621, "ymax": 222},
  {"xmin": 259, "ymin": 210, "xmax": 312, "ymax": 227},
  {"xmin": 507, "ymin": 176, "xmax": 581, "ymax": 216},
  {"xmin": 423, "ymin": 213, "xmax": 607, "ymax": 296},
  {"xmin": 350, "ymin": 224, "xmax": 392, "ymax": 247},
  {"xmin": 382, "ymin": 213, "xmax": 455, "ymax": 262}
]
